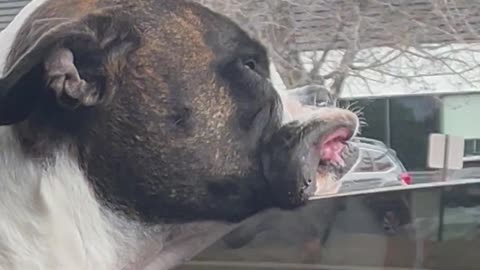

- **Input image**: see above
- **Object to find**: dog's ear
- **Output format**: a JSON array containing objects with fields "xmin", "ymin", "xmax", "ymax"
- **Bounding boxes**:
[{"xmin": 0, "ymin": 10, "xmax": 141, "ymax": 125}]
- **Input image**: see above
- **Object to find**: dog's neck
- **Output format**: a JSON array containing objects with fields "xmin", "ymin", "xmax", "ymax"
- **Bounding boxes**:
[{"xmin": 0, "ymin": 126, "xmax": 235, "ymax": 270}]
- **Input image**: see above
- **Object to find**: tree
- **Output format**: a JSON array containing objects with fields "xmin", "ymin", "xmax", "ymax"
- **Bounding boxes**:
[{"xmin": 196, "ymin": 0, "xmax": 480, "ymax": 99}]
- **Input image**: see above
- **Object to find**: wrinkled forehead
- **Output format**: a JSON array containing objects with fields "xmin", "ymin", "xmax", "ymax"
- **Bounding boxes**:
[
  {"xmin": 151, "ymin": 5, "xmax": 213, "ymax": 62},
  {"xmin": 144, "ymin": 2, "xmax": 268, "ymax": 64}
]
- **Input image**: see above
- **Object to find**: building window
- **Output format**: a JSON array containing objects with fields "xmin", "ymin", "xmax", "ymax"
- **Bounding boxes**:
[{"xmin": 464, "ymin": 139, "xmax": 480, "ymax": 157}]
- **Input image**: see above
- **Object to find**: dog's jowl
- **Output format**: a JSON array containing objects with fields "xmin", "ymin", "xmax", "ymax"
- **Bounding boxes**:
[{"xmin": 0, "ymin": 0, "xmax": 359, "ymax": 269}]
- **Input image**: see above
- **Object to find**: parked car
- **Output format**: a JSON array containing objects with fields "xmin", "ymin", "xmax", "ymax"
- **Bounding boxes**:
[
  {"xmin": 463, "ymin": 155, "xmax": 480, "ymax": 168},
  {"xmin": 337, "ymin": 137, "xmax": 412, "ymax": 194}
]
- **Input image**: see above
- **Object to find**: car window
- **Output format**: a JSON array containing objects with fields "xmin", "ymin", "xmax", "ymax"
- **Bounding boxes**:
[
  {"xmin": 354, "ymin": 151, "xmax": 374, "ymax": 172},
  {"xmin": 371, "ymin": 150, "xmax": 395, "ymax": 172}
]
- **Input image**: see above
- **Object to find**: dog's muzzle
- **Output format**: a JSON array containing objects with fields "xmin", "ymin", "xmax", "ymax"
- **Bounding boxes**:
[{"xmin": 261, "ymin": 106, "xmax": 360, "ymax": 209}]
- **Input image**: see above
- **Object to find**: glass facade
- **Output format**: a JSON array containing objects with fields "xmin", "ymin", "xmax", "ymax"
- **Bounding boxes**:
[{"xmin": 340, "ymin": 95, "xmax": 442, "ymax": 171}]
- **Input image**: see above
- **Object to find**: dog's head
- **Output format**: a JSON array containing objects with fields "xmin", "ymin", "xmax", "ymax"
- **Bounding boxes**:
[{"xmin": 0, "ymin": 0, "xmax": 358, "ymax": 223}]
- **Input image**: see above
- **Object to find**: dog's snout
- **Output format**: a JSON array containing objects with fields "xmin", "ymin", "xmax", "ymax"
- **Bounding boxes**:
[
  {"xmin": 286, "ymin": 106, "xmax": 360, "ymax": 140},
  {"xmin": 312, "ymin": 107, "xmax": 359, "ymax": 132},
  {"xmin": 301, "ymin": 177, "xmax": 317, "ymax": 198},
  {"xmin": 262, "ymin": 95, "xmax": 361, "ymax": 209}
]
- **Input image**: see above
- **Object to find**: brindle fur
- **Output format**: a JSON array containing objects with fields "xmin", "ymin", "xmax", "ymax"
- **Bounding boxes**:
[{"xmin": 1, "ymin": 0, "xmax": 282, "ymax": 223}]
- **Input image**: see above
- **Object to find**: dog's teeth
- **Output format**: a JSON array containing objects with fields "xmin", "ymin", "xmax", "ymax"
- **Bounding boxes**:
[{"xmin": 334, "ymin": 160, "xmax": 341, "ymax": 168}]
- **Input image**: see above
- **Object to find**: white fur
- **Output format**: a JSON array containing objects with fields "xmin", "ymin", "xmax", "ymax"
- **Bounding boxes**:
[{"xmin": 0, "ymin": 126, "xmax": 234, "ymax": 270}]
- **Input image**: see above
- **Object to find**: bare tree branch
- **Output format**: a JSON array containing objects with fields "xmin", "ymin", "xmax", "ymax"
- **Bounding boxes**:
[{"xmin": 196, "ymin": 0, "xmax": 480, "ymax": 98}]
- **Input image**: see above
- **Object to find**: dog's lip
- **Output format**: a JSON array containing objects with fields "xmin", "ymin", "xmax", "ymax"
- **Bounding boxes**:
[
  {"xmin": 314, "ymin": 127, "xmax": 354, "ymax": 168},
  {"xmin": 310, "ymin": 127, "xmax": 358, "ymax": 196},
  {"xmin": 306, "ymin": 124, "xmax": 357, "ymax": 179},
  {"xmin": 293, "ymin": 120, "xmax": 359, "ymax": 199}
]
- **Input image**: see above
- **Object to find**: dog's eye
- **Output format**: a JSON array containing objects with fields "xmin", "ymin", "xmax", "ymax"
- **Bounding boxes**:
[{"xmin": 243, "ymin": 59, "xmax": 257, "ymax": 71}]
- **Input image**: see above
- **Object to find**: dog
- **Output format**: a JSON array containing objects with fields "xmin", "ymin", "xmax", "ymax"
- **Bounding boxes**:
[{"xmin": 0, "ymin": 0, "xmax": 359, "ymax": 269}]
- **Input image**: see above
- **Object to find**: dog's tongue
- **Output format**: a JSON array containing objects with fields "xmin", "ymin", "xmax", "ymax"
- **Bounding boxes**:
[
  {"xmin": 322, "ymin": 141, "xmax": 345, "ymax": 164},
  {"xmin": 316, "ymin": 128, "xmax": 349, "ymax": 166}
]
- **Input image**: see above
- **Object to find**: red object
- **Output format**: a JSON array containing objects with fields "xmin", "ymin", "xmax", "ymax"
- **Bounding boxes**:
[{"xmin": 400, "ymin": 173, "xmax": 412, "ymax": 185}]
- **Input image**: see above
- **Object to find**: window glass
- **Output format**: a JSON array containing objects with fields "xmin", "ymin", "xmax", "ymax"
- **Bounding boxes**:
[
  {"xmin": 390, "ymin": 96, "xmax": 441, "ymax": 171},
  {"xmin": 176, "ymin": 1, "xmax": 480, "ymax": 269},
  {"xmin": 4, "ymin": 1, "xmax": 480, "ymax": 270},
  {"xmin": 177, "ymin": 184, "xmax": 480, "ymax": 270}
]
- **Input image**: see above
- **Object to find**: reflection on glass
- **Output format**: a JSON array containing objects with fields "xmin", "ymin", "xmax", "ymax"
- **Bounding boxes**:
[{"xmin": 176, "ymin": 183, "xmax": 480, "ymax": 270}]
